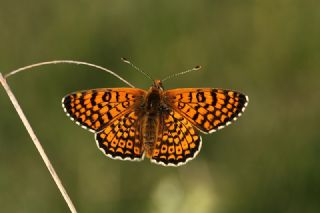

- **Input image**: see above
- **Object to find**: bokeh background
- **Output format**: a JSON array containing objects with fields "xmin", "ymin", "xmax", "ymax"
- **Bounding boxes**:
[{"xmin": 1, "ymin": 0, "xmax": 320, "ymax": 212}]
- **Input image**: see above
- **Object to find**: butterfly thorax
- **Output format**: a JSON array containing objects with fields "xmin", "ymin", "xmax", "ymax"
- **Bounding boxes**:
[{"xmin": 142, "ymin": 81, "xmax": 165, "ymax": 158}]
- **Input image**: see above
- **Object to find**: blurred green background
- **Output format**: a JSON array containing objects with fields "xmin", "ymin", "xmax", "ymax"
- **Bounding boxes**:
[{"xmin": 1, "ymin": 0, "xmax": 320, "ymax": 212}]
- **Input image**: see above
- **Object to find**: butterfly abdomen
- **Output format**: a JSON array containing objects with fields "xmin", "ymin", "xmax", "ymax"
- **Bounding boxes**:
[
  {"xmin": 142, "ymin": 86, "xmax": 163, "ymax": 158},
  {"xmin": 142, "ymin": 113, "xmax": 160, "ymax": 158}
]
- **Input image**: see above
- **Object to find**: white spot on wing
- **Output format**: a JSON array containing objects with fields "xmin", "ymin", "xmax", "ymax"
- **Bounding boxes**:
[
  {"xmin": 208, "ymin": 129, "xmax": 216, "ymax": 134},
  {"xmin": 218, "ymin": 125, "xmax": 225, "ymax": 130}
]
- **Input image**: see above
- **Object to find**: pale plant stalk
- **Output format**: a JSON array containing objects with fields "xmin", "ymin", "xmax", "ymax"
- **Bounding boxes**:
[
  {"xmin": 0, "ymin": 60, "xmax": 135, "ymax": 213},
  {"xmin": 0, "ymin": 72, "xmax": 77, "ymax": 212},
  {"xmin": 5, "ymin": 60, "xmax": 135, "ymax": 87}
]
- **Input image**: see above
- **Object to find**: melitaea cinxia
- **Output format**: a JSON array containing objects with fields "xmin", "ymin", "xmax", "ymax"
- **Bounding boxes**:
[{"xmin": 62, "ymin": 80, "xmax": 248, "ymax": 166}]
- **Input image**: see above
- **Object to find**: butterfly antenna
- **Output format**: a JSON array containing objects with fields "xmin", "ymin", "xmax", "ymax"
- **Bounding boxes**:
[
  {"xmin": 121, "ymin": 57, "xmax": 154, "ymax": 81},
  {"xmin": 162, "ymin": 65, "xmax": 202, "ymax": 82}
]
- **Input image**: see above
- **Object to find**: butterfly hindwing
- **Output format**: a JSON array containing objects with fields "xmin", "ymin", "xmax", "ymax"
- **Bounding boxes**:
[
  {"xmin": 62, "ymin": 88, "xmax": 146, "ymax": 132},
  {"xmin": 151, "ymin": 110, "xmax": 202, "ymax": 166},
  {"xmin": 95, "ymin": 111, "xmax": 144, "ymax": 161},
  {"xmin": 164, "ymin": 88, "xmax": 248, "ymax": 133}
]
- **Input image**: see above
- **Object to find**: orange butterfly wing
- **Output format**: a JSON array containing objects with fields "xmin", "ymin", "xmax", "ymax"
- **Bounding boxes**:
[
  {"xmin": 95, "ymin": 111, "xmax": 145, "ymax": 160},
  {"xmin": 164, "ymin": 88, "xmax": 248, "ymax": 133},
  {"xmin": 62, "ymin": 88, "xmax": 146, "ymax": 132},
  {"xmin": 151, "ymin": 110, "xmax": 202, "ymax": 166}
]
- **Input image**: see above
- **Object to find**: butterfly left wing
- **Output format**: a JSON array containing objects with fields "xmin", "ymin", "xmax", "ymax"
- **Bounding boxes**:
[
  {"xmin": 150, "ymin": 110, "xmax": 202, "ymax": 166},
  {"xmin": 164, "ymin": 88, "xmax": 248, "ymax": 134},
  {"xmin": 95, "ymin": 111, "xmax": 145, "ymax": 161},
  {"xmin": 62, "ymin": 88, "xmax": 146, "ymax": 132}
]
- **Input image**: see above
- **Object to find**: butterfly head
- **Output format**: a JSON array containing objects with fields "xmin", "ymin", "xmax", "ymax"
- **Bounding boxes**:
[{"xmin": 152, "ymin": 80, "xmax": 164, "ymax": 91}]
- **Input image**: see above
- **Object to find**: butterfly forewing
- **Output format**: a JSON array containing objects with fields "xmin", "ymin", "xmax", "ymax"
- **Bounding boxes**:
[
  {"xmin": 95, "ymin": 111, "xmax": 144, "ymax": 161},
  {"xmin": 164, "ymin": 88, "xmax": 248, "ymax": 133},
  {"xmin": 62, "ymin": 88, "xmax": 146, "ymax": 132},
  {"xmin": 151, "ymin": 110, "xmax": 202, "ymax": 166}
]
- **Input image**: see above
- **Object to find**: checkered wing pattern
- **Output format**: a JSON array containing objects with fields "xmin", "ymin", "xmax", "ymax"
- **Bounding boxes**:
[
  {"xmin": 164, "ymin": 88, "xmax": 248, "ymax": 133},
  {"xmin": 151, "ymin": 110, "xmax": 202, "ymax": 166},
  {"xmin": 62, "ymin": 88, "xmax": 146, "ymax": 132},
  {"xmin": 95, "ymin": 111, "xmax": 144, "ymax": 160}
]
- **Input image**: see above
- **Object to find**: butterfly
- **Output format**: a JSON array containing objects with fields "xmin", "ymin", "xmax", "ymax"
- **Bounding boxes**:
[{"xmin": 62, "ymin": 63, "xmax": 248, "ymax": 167}]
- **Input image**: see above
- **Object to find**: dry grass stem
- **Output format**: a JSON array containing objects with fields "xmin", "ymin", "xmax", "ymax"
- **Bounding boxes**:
[
  {"xmin": 5, "ymin": 60, "xmax": 135, "ymax": 88},
  {"xmin": 0, "ymin": 72, "xmax": 77, "ymax": 213}
]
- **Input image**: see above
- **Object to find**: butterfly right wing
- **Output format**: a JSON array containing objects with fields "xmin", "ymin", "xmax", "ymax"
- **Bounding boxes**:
[
  {"xmin": 62, "ymin": 88, "xmax": 146, "ymax": 132},
  {"xmin": 164, "ymin": 88, "xmax": 248, "ymax": 134},
  {"xmin": 151, "ymin": 110, "xmax": 202, "ymax": 166}
]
